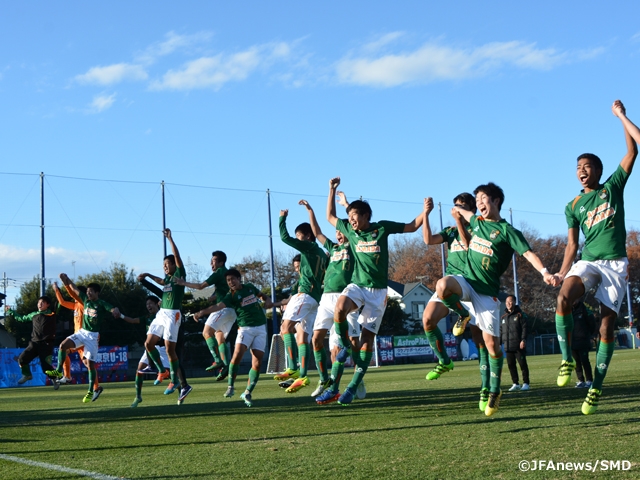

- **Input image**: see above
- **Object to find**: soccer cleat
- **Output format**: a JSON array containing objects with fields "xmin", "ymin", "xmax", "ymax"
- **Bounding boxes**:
[
  {"xmin": 216, "ymin": 365, "xmax": 229, "ymax": 382},
  {"xmin": 520, "ymin": 383, "xmax": 530, "ymax": 391},
  {"xmin": 426, "ymin": 360, "xmax": 454, "ymax": 380},
  {"xmin": 91, "ymin": 386, "xmax": 104, "ymax": 402},
  {"xmin": 45, "ymin": 369, "xmax": 63, "ymax": 380},
  {"xmin": 311, "ymin": 378, "xmax": 333, "ymax": 397},
  {"xmin": 557, "ymin": 360, "xmax": 576, "ymax": 387},
  {"xmin": 479, "ymin": 388, "xmax": 490, "ymax": 412},
  {"xmin": 137, "ymin": 365, "xmax": 158, "ymax": 375},
  {"xmin": 581, "ymin": 388, "xmax": 601, "ymax": 415},
  {"xmin": 585, "ymin": 381, "xmax": 593, "ymax": 388},
  {"xmin": 177, "ymin": 385, "xmax": 192, "ymax": 405},
  {"xmin": 131, "ymin": 397, "xmax": 142, "ymax": 408},
  {"xmin": 17, "ymin": 374, "xmax": 33, "ymax": 384},
  {"xmin": 452, "ymin": 314, "xmax": 472, "ymax": 336},
  {"xmin": 205, "ymin": 361, "xmax": 222, "ymax": 372},
  {"xmin": 164, "ymin": 382, "xmax": 179, "ymax": 395},
  {"xmin": 484, "ymin": 390, "xmax": 502, "ymax": 417},
  {"xmin": 82, "ymin": 392, "xmax": 93, "ymax": 403},
  {"xmin": 279, "ymin": 379, "xmax": 295, "ymax": 389},
  {"xmin": 53, "ymin": 380, "xmax": 60, "ymax": 391},
  {"xmin": 356, "ymin": 381, "xmax": 367, "ymax": 400},
  {"xmin": 273, "ymin": 368, "xmax": 300, "ymax": 381},
  {"xmin": 59, "ymin": 376, "xmax": 72, "ymax": 385},
  {"xmin": 575, "ymin": 381, "xmax": 586, "ymax": 388},
  {"xmin": 338, "ymin": 386, "xmax": 355, "ymax": 406},
  {"xmin": 240, "ymin": 391, "xmax": 253, "ymax": 407},
  {"xmin": 154, "ymin": 370, "xmax": 170, "ymax": 385},
  {"xmin": 316, "ymin": 389, "xmax": 341, "ymax": 405},
  {"xmin": 286, "ymin": 376, "xmax": 310, "ymax": 393},
  {"xmin": 335, "ymin": 345, "xmax": 352, "ymax": 363},
  {"xmin": 223, "ymin": 386, "xmax": 235, "ymax": 398},
  {"xmin": 508, "ymin": 384, "xmax": 520, "ymax": 392}
]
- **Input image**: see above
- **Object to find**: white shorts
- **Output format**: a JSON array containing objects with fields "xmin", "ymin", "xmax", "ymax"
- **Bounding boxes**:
[
  {"xmin": 450, "ymin": 276, "xmax": 500, "ymax": 337},
  {"xmin": 283, "ymin": 293, "xmax": 319, "ymax": 336},
  {"xmin": 428, "ymin": 292, "xmax": 478, "ymax": 327},
  {"xmin": 236, "ymin": 324, "xmax": 267, "ymax": 352},
  {"xmin": 566, "ymin": 258, "xmax": 628, "ymax": 313},
  {"xmin": 328, "ymin": 321, "xmax": 362, "ymax": 350},
  {"xmin": 140, "ymin": 346, "xmax": 170, "ymax": 369},
  {"xmin": 154, "ymin": 308, "xmax": 181, "ymax": 343},
  {"xmin": 315, "ymin": 292, "xmax": 360, "ymax": 332},
  {"xmin": 205, "ymin": 308, "xmax": 237, "ymax": 338},
  {"xmin": 68, "ymin": 329, "xmax": 100, "ymax": 361},
  {"xmin": 340, "ymin": 284, "xmax": 387, "ymax": 335}
]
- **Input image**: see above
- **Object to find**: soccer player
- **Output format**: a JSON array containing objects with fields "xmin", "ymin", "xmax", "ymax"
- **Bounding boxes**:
[
  {"xmin": 442, "ymin": 184, "xmax": 556, "ymax": 415},
  {"xmin": 46, "ymin": 275, "xmax": 121, "ymax": 403},
  {"xmin": 275, "ymin": 208, "xmax": 327, "ymax": 393},
  {"xmin": 552, "ymin": 100, "xmax": 638, "ymax": 415},
  {"xmin": 326, "ymin": 176, "xmax": 423, "ymax": 405},
  {"xmin": 421, "ymin": 194, "xmax": 493, "ymax": 411},
  {"xmin": 298, "ymin": 199, "xmax": 362, "ymax": 404},
  {"xmin": 193, "ymin": 269, "xmax": 273, "ymax": 407},
  {"xmin": 137, "ymin": 228, "xmax": 186, "ymax": 397},
  {"xmin": 174, "ymin": 250, "xmax": 234, "ymax": 380},
  {"xmin": 7, "ymin": 296, "xmax": 57, "ymax": 385}
]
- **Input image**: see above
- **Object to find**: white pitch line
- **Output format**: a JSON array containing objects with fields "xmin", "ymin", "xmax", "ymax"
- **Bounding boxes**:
[{"xmin": 0, "ymin": 453, "xmax": 127, "ymax": 480}]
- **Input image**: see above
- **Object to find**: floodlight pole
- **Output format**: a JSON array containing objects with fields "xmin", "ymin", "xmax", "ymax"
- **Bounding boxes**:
[
  {"xmin": 40, "ymin": 172, "xmax": 45, "ymax": 296},
  {"xmin": 510, "ymin": 208, "xmax": 520, "ymax": 305},
  {"xmin": 267, "ymin": 190, "xmax": 278, "ymax": 335}
]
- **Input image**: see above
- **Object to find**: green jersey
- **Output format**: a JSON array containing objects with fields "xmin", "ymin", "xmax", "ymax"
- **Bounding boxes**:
[
  {"xmin": 220, "ymin": 283, "xmax": 267, "ymax": 328},
  {"xmin": 205, "ymin": 266, "xmax": 230, "ymax": 304},
  {"xmin": 322, "ymin": 238, "xmax": 353, "ymax": 293},
  {"xmin": 279, "ymin": 216, "xmax": 327, "ymax": 303},
  {"xmin": 464, "ymin": 215, "xmax": 531, "ymax": 298},
  {"xmin": 161, "ymin": 266, "xmax": 186, "ymax": 310},
  {"xmin": 336, "ymin": 218, "xmax": 405, "ymax": 289},
  {"xmin": 565, "ymin": 165, "xmax": 629, "ymax": 261},
  {"xmin": 439, "ymin": 225, "xmax": 471, "ymax": 276},
  {"xmin": 141, "ymin": 313, "xmax": 156, "ymax": 333},
  {"xmin": 80, "ymin": 292, "xmax": 115, "ymax": 333}
]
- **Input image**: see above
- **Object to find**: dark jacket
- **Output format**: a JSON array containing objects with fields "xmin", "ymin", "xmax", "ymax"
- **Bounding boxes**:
[
  {"xmin": 572, "ymin": 302, "xmax": 596, "ymax": 351},
  {"xmin": 11, "ymin": 309, "xmax": 57, "ymax": 343},
  {"xmin": 500, "ymin": 306, "xmax": 527, "ymax": 352}
]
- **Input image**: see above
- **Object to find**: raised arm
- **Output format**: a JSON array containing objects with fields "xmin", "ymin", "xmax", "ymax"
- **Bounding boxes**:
[
  {"xmin": 138, "ymin": 276, "xmax": 164, "ymax": 297},
  {"xmin": 299, "ymin": 199, "xmax": 328, "ymax": 245},
  {"xmin": 612, "ymin": 100, "xmax": 639, "ymax": 174},
  {"xmin": 453, "ymin": 208, "xmax": 471, "ymax": 249},
  {"xmin": 422, "ymin": 197, "xmax": 444, "ymax": 245},
  {"xmin": 164, "ymin": 228, "xmax": 183, "ymax": 269},
  {"xmin": 327, "ymin": 177, "xmax": 340, "ymax": 227},
  {"xmin": 556, "ymin": 227, "xmax": 580, "ymax": 281},
  {"xmin": 193, "ymin": 302, "xmax": 226, "ymax": 321},
  {"xmin": 138, "ymin": 272, "xmax": 165, "ymax": 286},
  {"xmin": 403, "ymin": 210, "xmax": 425, "ymax": 233},
  {"xmin": 53, "ymin": 282, "xmax": 75, "ymax": 311},
  {"xmin": 174, "ymin": 277, "xmax": 210, "ymax": 290},
  {"xmin": 336, "ymin": 191, "xmax": 349, "ymax": 209},
  {"xmin": 522, "ymin": 250, "xmax": 557, "ymax": 286},
  {"xmin": 452, "ymin": 206, "xmax": 474, "ymax": 223},
  {"xmin": 59, "ymin": 273, "xmax": 81, "ymax": 299}
]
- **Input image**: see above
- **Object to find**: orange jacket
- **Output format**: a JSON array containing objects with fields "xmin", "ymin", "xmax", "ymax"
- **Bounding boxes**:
[{"xmin": 54, "ymin": 285, "xmax": 84, "ymax": 333}]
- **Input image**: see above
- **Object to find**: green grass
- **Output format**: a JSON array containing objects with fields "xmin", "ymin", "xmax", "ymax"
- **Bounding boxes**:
[{"xmin": 1, "ymin": 351, "xmax": 640, "ymax": 480}]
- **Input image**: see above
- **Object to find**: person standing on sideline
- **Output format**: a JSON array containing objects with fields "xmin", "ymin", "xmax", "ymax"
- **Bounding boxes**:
[{"xmin": 500, "ymin": 295, "xmax": 530, "ymax": 392}]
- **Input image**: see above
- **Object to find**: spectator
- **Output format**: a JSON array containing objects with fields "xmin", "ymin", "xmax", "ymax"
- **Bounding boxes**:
[{"xmin": 500, "ymin": 295, "xmax": 530, "ymax": 391}]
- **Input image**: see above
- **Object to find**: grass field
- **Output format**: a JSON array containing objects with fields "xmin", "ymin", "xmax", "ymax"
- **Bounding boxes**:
[{"xmin": 1, "ymin": 350, "xmax": 639, "ymax": 480}]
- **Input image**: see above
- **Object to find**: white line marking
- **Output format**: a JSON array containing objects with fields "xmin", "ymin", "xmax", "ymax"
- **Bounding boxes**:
[{"xmin": 0, "ymin": 453, "xmax": 127, "ymax": 480}]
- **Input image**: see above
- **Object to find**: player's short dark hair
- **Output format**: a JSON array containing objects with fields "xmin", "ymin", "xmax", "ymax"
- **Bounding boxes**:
[
  {"xmin": 295, "ymin": 222, "xmax": 316, "ymax": 242},
  {"xmin": 146, "ymin": 295, "xmax": 160, "ymax": 304},
  {"xmin": 453, "ymin": 193, "xmax": 477, "ymax": 214},
  {"xmin": 474, "ymin": 182, "xmax": 505, "ymax": 211},
  {"xmin": 211, "ymin": 250, "xmax": 227, "ymax": 264},
  {"xmin": 225, "ymin": 269, "xmax": 242, "ymax": 280},
  {"xmin": 347, "ymin": 200, "xmax": 372, "ymax": 220},
  {"xmin": 164, "ymin": 254, "xmax": 176, "ymax": 264},
  {"xmin": 506, "ymin": 294, "xmax": 516, "ymax": 301},
  {"xmin": 577, "ymin": 153, "xmax": 603, "ymax": 175},
  {"xmin": 87, "ymin": 283, "xmax": 101, "ymax": 293},
  {"xmin": 38, "ymin": 295, "xmax": 52, "ymax": 306},
  {"xmin": 292, "ymin": 254, "xmax": 301, "ymax": 264}
]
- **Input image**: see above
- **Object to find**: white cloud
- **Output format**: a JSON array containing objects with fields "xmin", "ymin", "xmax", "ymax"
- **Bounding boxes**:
[
  {"xmin": 135, "ymin": 31, "xmax": 214, "ymax": 65},
  {"xmin": 89, "ymin": 93, "xmax": 116, "ymax": 113},
  {"xmin": 0, "ymin": 244, "xmax": 108, "ymax": 273},
  {"xmin": 336, "ymin": 38, "xmax": 598, "ymax": 87},
  {"xmin": 75, "ymin": 63, "xmax": 148, "ymax": 86}
]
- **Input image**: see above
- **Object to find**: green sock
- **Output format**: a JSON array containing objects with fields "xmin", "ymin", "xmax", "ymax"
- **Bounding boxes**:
[
  {"xmin": 135, "ymin": 373, "xmax": 143, "ymax": 398},
  {"xmin": 488, "ymin": 350, "xmax": 503, "ymax": 394},
  {"xmin": 21, "ymin": 364, "xmax": 31, "ymax": 376},
  {"xmin": 169, "ymin": 360, "xmax": 180, "ymax": 385},
  {"xmin": 478, "ymin": 345, "xmax": 490, "ymax": 390},
  {"xmin": 283, "ymin": 333, "xmax": 297, "ymax": 370},
  {"xmin": 228, "ymin": 363, "xmax": 239, "ymax": 387},
  {"xmin": 440, "ymin": 293, "xmax": 469, "ymax": 318},
  {"xmin": 88, "ymin": 368, "xmax": 96, "ymax": 393},
  {"xmin": 555, "ymin": 313, "xmax": 574, "ymax": 362},
  {"xmin": 592, "ymin": 340, "xmax": 614, "ymax": 391},
  {"xmin": 299, "ymin": 343, "xmax": 311, "ymax": 377},
  {"xmin": 247, "ymin": 368, "xmax": 260, "ymax": 393},
  {"xmin": 57, "ymin": 349, "xmax": 67, "ymax": 373},
  {"xmin": 334, "ymin": 320, "xmax": 350, "ymax": 349},
  {"xmin": 314, "ymin": 347, "xmax": 329, "ymax": 382},
  {"xmin": 348, "ymin": 350, "xmax": 373, "ymax": 389},
  {"xmin": 219, "ymin": 341, "xmax": 231, "ymax": 366},
  {"xmin": 330, "ymin": 360, "xmax": 345, "ymax": 392},
  {"xmin": 205, "ymin": 337, "xmax": 222, "ymax": 364},
  {"xmin": 146, "ymin": 348, "xmax": 166, "ymax": 373},
  {"xmin": 425, "ymin": 328, "xmax": 450, "ymax": 364}
]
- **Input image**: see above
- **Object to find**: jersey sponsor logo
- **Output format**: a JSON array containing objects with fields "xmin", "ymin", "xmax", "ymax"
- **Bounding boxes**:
[
  {"xmin": 241, "ymin": 294, "xmax": 259, "ymax": 307},
  {"xmin": 356, "ymin": 240, "xmax": 381, "ymax": 253},
  {"xmin": 331, "ymin": 249, "xmax": 350, "ymax": 262},
  {"xmin": 450, "ymin": 239, "xmax": 466, "ymax": 252},
  {"xmin": 469, "ymin": 235, "xmax": 494, "ymax": 257},
  {"xmin": 163, "ymin": 284, "xmax": 173, "ymax": 292},
  {"xmin": 584, "ymin": 202, "xmax": 615, "ymax": 229},
  {"xmin": 86, "ymin": 308, "xmax": 97, "ymax": 318}
]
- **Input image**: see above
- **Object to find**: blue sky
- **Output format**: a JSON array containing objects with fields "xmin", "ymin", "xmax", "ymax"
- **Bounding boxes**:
[{"xmin": 2, "ymin": 2, "xmax": 640, "ymax": 304}]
